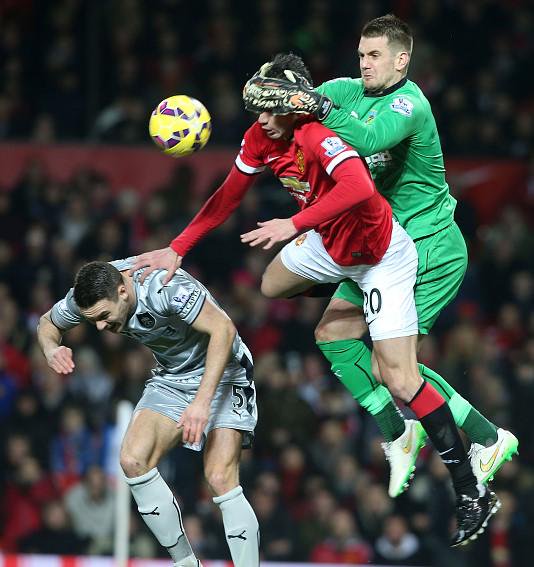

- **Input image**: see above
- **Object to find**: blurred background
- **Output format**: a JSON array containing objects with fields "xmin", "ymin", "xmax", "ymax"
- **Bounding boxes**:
[{"xmin": 0, "ymin": 0, "xmax": 532, "ymax": 565}]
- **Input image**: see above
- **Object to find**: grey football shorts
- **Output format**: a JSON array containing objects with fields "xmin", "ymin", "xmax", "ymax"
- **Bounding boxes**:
[{"xmin": 135, "ymin": 377, "xmax": 257, "ymax": 451}]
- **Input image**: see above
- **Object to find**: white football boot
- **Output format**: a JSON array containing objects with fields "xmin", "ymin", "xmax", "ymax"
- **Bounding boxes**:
[
  {"xmin": 382, "ymin": 419, "xmax": 427, "ymax": 497},
  {"xmin": 468, "ymin": 427, "xmax": 519, "ymax": 484}
]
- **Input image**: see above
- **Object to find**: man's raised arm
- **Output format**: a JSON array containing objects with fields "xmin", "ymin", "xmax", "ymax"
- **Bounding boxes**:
[{"xmin": 37, "ymin": 310, "xmax": 76, "ymax": 375}]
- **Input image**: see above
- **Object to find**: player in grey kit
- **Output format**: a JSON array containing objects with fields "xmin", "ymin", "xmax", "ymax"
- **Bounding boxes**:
[{"xmin": 37, "ymin": 259, "xmax": 259, "ymax": 567}]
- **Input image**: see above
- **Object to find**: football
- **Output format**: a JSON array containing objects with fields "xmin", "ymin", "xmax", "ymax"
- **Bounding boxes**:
[{"xmin": 149, "ymin": 95, "xmax": 212, "ymax": 157}]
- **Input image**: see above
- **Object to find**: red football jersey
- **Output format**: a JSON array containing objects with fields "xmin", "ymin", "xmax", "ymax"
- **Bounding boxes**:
[{"xmin": 236, "ymin": 119, "xmax": 392, "ymax": 265}]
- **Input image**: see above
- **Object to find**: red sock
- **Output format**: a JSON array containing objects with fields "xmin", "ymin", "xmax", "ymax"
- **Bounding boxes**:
[{"xmin": 408, "ymin": 382, "xmax": 445, "ymax": 418}]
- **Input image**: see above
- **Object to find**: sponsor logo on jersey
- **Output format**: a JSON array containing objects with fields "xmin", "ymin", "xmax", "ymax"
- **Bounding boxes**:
[
  {"xmin": 321, "ymin": 136, "xmax": 347, "ymax": 157},
  {"xmin": 390, "ymin": 97, "xmax": 414, "ymax": 116},
  {"xmin": 280, "ymin": 177, "xmax": 311, "ymax": 194},
  {"xmin": 172, "ymin": 288, "xmax": 201, "ymax": 315},
  {"xmin": 295, "ymin": 234, "xmax": 307, "ymax": 246},
  {"xmin": 172, "ymin": 292, "xmax": 190, "ymax": 309},
  {"xmin": 365, "ymin": 150, "xmax": 393, "ymax": 168},
  {"xmin": 365, "ymin": 110, "xmax": 378, "ymax": 123},
  {"xmin": 296, "ymin": 148, "xmax": 305, "ymax": 173}
]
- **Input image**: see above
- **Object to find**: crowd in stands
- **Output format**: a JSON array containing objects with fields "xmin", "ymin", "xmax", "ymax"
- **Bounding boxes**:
[
  {"xmin": 0, "ymin": 156, "xmax": 532, "ymax": 565},
  {"xmin": 0, "ymin": 0, "xmax": 532, "ymax": 566},
  {"xmin": 0, "ymin": 0, "xmax": 532, "ymax": 156}
]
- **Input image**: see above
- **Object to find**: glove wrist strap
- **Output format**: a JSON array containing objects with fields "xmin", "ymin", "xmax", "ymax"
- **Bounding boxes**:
[{"xmin": 315, "ymin": 97, "xmax": 334, "ymax": 121}]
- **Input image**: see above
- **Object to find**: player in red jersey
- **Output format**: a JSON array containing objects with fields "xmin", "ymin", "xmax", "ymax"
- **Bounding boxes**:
[{"xmin": 132, "ymin": 54, "xmax": 497, "ymax": 545}]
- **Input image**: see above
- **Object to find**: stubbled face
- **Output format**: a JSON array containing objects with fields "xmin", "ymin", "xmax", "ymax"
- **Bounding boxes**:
[
  {"xmin": 358, "ymin": 35, "xmax": 405, "ymax": 93},
  {"xmin": 257, "ymin": 112, "xmax": 297, "ymax": 140},
  {"xmin": 80, "ymin": 287, "xmax": 131, "ymax": 333}
]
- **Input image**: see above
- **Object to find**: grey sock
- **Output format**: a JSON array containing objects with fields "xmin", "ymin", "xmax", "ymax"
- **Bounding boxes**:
[
  {"xmin": 126, "ymin": 468, "xmax": 194, "ymax": 563},
  {"xmin": 213, "ymin": 485, "xmax": 260, "ymax": 567}
]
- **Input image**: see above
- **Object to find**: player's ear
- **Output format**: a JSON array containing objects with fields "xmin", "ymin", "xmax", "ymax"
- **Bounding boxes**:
[
  {"xmin": 118, "ymin": 283, "xmax": 128, "ymax": 300},
  {"xmin": 396, "ymin": 51, "xmax": 410, "ymax": 73}
]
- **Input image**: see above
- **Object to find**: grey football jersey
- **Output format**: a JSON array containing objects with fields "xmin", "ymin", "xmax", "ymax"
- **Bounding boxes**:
[{"xmin": 50, "ymin": 257, "xmax": 253, "ymax": 390}]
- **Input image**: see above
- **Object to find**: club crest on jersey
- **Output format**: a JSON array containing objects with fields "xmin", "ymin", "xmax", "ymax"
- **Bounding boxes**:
[
  {"xmin": 390, "ymin": 97, "xmax": 413, "ymax": 116},
  {"xmin": 365, "ymin": 110, "xmax": 377, "ymax": 123},
  {"xmin": 137, "ymin": 312, "xmax": 156, "ymax": 329},
  {"xmin": 296, "ymin": 148, "xmax": 305, "ymax": 173},
  {"xmin": 295, "ymin": 234, "xmax": 307, "ymax": 246},
  {"xmin": 321, "ymin": 136, "xmax": 347, "ymax": 157}
]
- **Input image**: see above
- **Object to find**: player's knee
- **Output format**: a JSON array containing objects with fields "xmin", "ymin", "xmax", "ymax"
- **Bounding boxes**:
[
  {"xmin": 120, "ymin": 450, "xmax": 150, "ymax": 479},
  {"xmin": 314, "ymin": 311, "xmax": 366, "ymax": 343},
  {"xmin": 204, "ymin": 464, "xmax": 238, "ymax": 496},
  {"xmin": 379, "ymin": 368, "xmax": 419, "ymax": 402},
  {"xmin": 315, "ymin": 317, "xmax": 345, "ymax": 342}
]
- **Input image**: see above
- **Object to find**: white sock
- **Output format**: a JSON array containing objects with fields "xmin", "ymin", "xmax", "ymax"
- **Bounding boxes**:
[
  {"xmin": 213, "ymin": 485, "xmax": 259, "ymax": 567},
  {"xmin": 125, "ymin": 468, "xmax": 195, "ymax": 564}
]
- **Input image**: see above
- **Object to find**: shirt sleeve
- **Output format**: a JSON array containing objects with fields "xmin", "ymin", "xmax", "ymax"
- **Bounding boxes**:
[
  {"xmin": 148, "ymin": 271, "xmax": 207, "ymax": 325},
  {"xmin": 234, "ymin": 124, "xmax": 268, "ymax": 175},
  {"xmin": 316, "ymin": 77, "xmax": 356, "ymax": 109},
  {"xmin": 292, "ymin": 152, "xmax": 376, "ymax": 231},
  {"xmin": 49, "ymin": 289, "xmax": 84, "ymax": 330},
  {"xmin": 318, "ymin": 84, "xmax": 423, "ymax": 157},
  {"xmin": 170, "ymin": 166, "xmax": 255, "ymax": 256}
]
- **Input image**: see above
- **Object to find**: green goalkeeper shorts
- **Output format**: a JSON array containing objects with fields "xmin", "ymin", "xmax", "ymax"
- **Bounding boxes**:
[{"xmin": 333, "ymin": 222, "xmax": 468, "ymax": 335}]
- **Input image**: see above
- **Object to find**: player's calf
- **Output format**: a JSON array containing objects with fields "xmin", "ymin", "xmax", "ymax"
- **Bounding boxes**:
[{"xmin": 372, "ymin": 335, "xmax": 421, "ymax": 401}]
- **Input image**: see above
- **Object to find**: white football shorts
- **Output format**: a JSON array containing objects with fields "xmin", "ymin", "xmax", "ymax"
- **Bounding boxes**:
[{"xmin": 280, "ymin": 220, "xmax": 418, "ymax": 341}]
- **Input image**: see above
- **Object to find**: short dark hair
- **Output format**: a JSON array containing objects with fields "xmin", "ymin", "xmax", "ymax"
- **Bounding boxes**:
[
  {"xmin": 73, "ymin": 261, "xmax": 122, "ymax": 309},
  {"xmin": 262, "ymin": 52, "xmax": 313, "ymax": 86},
  {"xmin": 362, "ymin": 14, "xmax": 413, "ymax": 54}
]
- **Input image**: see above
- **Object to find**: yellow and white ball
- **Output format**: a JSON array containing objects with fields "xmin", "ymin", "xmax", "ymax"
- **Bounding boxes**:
[{"xmin": 149, "ymin": 95, "xmax": 211, "ymax": 157}]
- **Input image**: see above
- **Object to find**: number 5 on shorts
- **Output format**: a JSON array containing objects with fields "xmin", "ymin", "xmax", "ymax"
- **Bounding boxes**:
[{"xmin": 232, "ymin": 385, "xmax": 246, "ymax": 409}]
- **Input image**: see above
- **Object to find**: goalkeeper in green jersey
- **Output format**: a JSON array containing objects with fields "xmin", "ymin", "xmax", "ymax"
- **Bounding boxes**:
[{"xmin": 241, "ymin": 13, "xmax": 518, "ymax": 499}]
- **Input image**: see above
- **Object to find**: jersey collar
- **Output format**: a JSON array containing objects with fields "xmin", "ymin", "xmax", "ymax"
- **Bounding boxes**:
[{"xmin": 364, "ymin": 77, "xmax": 408, "ymax": 98}]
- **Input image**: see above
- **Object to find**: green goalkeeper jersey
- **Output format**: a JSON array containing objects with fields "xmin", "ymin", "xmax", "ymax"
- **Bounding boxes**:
[{"xmin": 317, "ymin": 77, "xmax": 456, "ymax": 240}]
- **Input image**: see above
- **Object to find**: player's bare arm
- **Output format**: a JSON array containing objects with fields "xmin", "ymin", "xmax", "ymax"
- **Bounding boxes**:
[
  {"xmin": 37, "ymin": 310, "xmax": 75, "ymax": 375},
  {"xmin": 177, "ymin": 298, "xmax": 237, "ymax": 446},
  {"xmin": 129, "ymin": 246, "xmax": 183, "ymax": 285}
]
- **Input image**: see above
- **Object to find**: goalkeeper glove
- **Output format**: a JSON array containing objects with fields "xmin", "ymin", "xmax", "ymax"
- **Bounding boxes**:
[{"xmin": 243, "ymin": 72, "xmax": 334, "ymax": 121}]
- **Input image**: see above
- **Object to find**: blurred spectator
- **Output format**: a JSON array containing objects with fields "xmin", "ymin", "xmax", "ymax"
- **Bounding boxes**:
[
  {"xmin": 309, "ymin": 507, "xmax": 372, "ymax": 564},
  {"xmin": 1, "ymin": 455, "xmax": 60, "ymax": 551},
  {"xmin": 252, "ymin": 485, "xmax": 294, "ymax": 561},
  {"xmin": 18, "ymin": 499, "xmax": 87, "ymax": 554},
  {"xmin": 296, "ymin": 487, "xmax": 337, "ymax": 558},
  {"xmin": 374, "ymin": 514, "xmax": 429, "ymax": 565},
  {"xmin": 64, "ymin": 465, "xmax": 115, "ymax": 554},
  {"xmin": 50, "ymin": 405, "xmax": 105, "ymax": 489}
]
